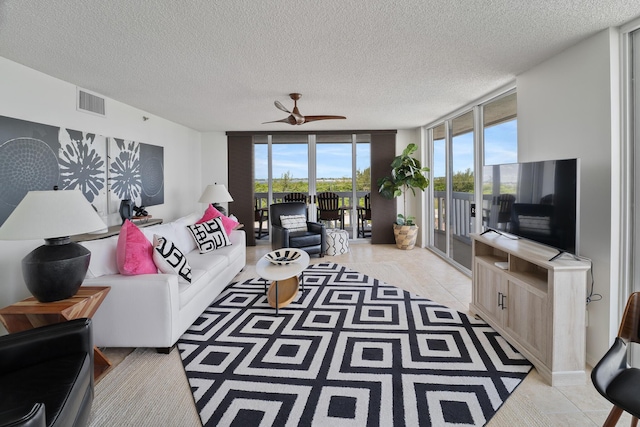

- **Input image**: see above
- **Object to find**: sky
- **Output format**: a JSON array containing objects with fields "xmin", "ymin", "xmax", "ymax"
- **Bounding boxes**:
[
  {"xmin": 255, "ymin": 143, "xmax": 371, "ymax": 180},
  {"xmin": 254, "ymin": 120, "xmax": 517, "ymax": 180},
  {"xmin": 432, "ymin": 120, "xmax": 517, "ymax": 178}
]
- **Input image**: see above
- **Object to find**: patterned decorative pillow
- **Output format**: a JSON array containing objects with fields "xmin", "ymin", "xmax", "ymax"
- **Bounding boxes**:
[
  {"xmin": 152, "ymin": 234, "xmax": 192, "ymax": 283},
  {"xmin": 116, "ymin": 219, "xmax": 158, "ymax": 276},
  {"xmin": 187, "ymin": 217, "xmax": 232, "ymax": 253},
  {"xmin": 280, "ymin": 214, "xmax": 308, "ymax": 232},
  {"xmin": 196, "ymin": 205, "xmax": 240, "ymax": 235}
]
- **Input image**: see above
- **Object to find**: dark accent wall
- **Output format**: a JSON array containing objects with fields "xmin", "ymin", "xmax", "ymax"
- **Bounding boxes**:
[
  {"xmin": 226, "ymin": 130, "xmax": 397, "ymax": 246},
  {"xmin": 370, "ymin": 132, "xmax": 397, "ymax": 244},
  {"xmin": 227, "ymin": 134, "xmax": 255, "ymax": 246}
]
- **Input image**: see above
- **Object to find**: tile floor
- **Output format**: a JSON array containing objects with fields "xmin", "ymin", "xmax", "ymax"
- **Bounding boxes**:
[
  {"xmin": 248, "ymin": 239, "xmax": 627, "ymax": 426},
  {"xmin": 103, "ymin": 238, "xmax": 627, "ymax": 426}
]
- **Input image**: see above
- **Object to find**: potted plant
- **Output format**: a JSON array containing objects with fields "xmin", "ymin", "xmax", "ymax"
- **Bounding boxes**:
[{"xmin": 377, "ymin": 143, "xmax": 430, "ymax": 249}]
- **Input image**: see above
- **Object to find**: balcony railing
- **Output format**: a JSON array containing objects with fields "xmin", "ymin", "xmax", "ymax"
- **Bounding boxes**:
[
  {"xmin": 256, "ymin": 190, "xmax": 475, "ymax": 242},
  {"xmin": 255, "ymin": 191, "xmax": 370, "ymax": 228},
  {"xmin": 434, "ymin": 191, "xmax": 474, "ymax": 243}
]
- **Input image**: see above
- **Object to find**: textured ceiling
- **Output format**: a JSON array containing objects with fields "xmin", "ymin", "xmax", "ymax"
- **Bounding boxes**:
[{"xmin": 1, "ymin": 0, "xmax": 639, "ymax": 132}]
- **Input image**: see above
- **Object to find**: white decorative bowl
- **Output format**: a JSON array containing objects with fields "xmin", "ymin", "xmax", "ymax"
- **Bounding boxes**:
[{"xmin": 265, "ymin": 249, "xmax": 301, "ymax": 265}]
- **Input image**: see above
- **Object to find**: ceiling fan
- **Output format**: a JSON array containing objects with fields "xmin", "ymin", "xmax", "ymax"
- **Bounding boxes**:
[{"xmin": 263, "ymin": 93, "xmax": 346, "ymax": 125}]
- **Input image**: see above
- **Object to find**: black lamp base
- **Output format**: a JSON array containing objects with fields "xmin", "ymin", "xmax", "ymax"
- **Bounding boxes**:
[{"xmin": 21, "ymin": 238, "xmax": 91, "ymax": 302}]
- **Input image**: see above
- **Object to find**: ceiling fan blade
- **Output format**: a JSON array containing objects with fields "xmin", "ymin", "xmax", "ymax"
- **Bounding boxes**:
[
  {"xmin": 302, "ymin": 115, "xmax": 347, "ymax": 123},
  {"xmin": 274, "ymin": 100, "xmax": 291, "ymax": 114},
  {"xmin": 262, "ymin": 115, "xmax": 299, "ymax": 125},
  {"xmin": 262, "ymin": 117, "xmax": 291, "ymax": 124}
]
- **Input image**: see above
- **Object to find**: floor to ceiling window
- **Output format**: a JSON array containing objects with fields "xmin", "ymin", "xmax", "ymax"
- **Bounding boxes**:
[
  {"xmin": 427, "ymin": 90, "xmax": 517, "ymax": 271},
  {"xmin": 450, "ymin": 111, "xmax": 475, "ymax": 269},
  {"xmin": 316, "ymin": 134, "xmax": 354, "ymax": 232},
  {"xmin": 483, "ymin": 93, "xmax": 517, "ymax": 166},
  {"xmin": 432, "ymin": 123, "xmax": 447, "ymax": 254},
  {"xmin": 272, "ymin": 134, "xmax": 309, "ymax": 201},
  {"xmin": 254, "ymin": 136, "xmax": 268, "ymax": 204},
  {"xmin": 253, "ymin": 133, "xmax": 370, "ymax": 239}
]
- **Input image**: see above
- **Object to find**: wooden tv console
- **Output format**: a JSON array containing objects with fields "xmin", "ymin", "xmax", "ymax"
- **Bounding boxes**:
[{"xmin": 469, "ymin": 232, "xmax": 590, "ymax": 386}]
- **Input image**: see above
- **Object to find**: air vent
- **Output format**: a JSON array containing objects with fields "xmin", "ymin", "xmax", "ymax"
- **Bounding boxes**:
[{"xmin": 77, "ymin": 88, "xmax": 106, "ymax": 116}]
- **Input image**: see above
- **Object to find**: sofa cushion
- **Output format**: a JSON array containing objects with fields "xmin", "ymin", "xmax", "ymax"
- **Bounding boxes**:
[
  {"xmin": 80, "ymin": 235, "xmax": 119, "ymax": 278},
  {"xmin": 197, "ymin": 205, "xmax": 239, "ymax": 235},
  {"xmin": 289, "ymin": 231, "xmax": 322, "ymax": 248},
  {"xmin": 280, "ymin": 214, "xmax": 308, "ymax": 232},
  {"xmin": 141, "ymin": 223, "xmax": 176, "ymax": 245},
  {"xmin": 117, "ymin": 220, "xmax": 157, "ymax": 275},
  {"xmin": 171, "ymin": 214, "xmax": 200, "ymax": 254},
  {"xmin": 187, "ymin": 217, "xmax": 231, "ymax": 253},
  {"xmin": 152, "ymin": 235, "xmax": 192, "ymax": 283},
  {"xmin": 178, "ymin": 258, "xmax": 227, "ymax": 309},
  {"xmin": 175, "ymin": 212, "xmax": 201, "ymax": 224}
]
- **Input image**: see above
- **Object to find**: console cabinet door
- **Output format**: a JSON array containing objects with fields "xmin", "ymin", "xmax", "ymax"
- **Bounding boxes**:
[
  {"xmin": 474, "ymin": 260, "xmax": 505, "ymax": 324},
  {"xmin": 503, "ymin": 277, "xmax": 548, "ymax": 364}
]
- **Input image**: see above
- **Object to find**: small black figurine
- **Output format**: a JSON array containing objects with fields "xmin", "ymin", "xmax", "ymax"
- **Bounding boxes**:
[{"xmin": 133, "ymin": 205, "xmax": 148, "ymax": 217}]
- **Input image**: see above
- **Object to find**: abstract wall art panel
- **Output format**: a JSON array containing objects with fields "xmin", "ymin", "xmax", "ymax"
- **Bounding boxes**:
[
  {"xmin": 107, "ymin": 138, "xmax": 164, "ymax": 214},
  {"xmin": 108, "ymin": 138, "xmax": 141, "ymax": 213},
  {"xmin": 0, "ymin": 114, "xmax": 164, "ymax": 226},
  {"xmin": 139, "ymin": 142, "xmax": 164, "ymax": 207},
  {"xmin": 0, "ymin": 116, "xmax": 63, "ymax": 226},
  {"xmin": 58, "ymin": 128, "xmax": 108, "ymax": 216}
]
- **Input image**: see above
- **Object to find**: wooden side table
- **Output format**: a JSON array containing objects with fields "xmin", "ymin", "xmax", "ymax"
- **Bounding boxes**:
[{"xmin": 0, "ymin": 286, "xmax": 112, "ymax": 381}]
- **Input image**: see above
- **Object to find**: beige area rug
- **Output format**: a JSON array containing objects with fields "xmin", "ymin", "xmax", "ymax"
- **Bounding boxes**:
[
  {"xmin": 89, "ymin": 348, "xmax": 201, "ymax": 426},
  {"xmin": 487, "ymin": 392, "xmax": 553, "ymax": 426}
]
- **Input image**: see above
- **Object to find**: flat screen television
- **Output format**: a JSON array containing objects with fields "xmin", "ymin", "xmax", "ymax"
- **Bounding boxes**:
[{"xmin": 482, "ymin": 158, "xmax": 579, "ymax": 255}]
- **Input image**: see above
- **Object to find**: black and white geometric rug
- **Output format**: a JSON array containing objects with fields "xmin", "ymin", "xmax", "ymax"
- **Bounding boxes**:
[{"xmin": 178, "ymin": 263, "xmax": 532, "ymax": 427}]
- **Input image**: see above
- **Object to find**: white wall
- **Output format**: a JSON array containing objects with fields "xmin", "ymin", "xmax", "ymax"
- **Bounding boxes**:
[
  {"xmin": 0, "ymin": 57, "xmax": 204, "ymax": 314},
  {"xmin": 396, "ymin": 129, "xmax": 425, "ymax": 246},
  {"xmin": 517, "ymin": 28, "xmax": 620, "ymax": 365},
  {"xmin": 200, "ymin": 131, "xmax": 230, "ymax": 212}
]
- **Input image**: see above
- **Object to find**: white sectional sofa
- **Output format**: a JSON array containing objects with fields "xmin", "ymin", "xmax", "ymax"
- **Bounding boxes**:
[{"xmin": 79, "ymin": 212, "xmax": 246, "ymax": 351}]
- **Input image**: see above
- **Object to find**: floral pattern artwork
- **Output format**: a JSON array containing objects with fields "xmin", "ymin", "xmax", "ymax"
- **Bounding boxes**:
[
  {"xmin": 108, "ymin": 138, "xmax": 142, "ymax": 212},
  {"xmin": 0, "ymin": 114, "xmax": 164, "ymax": 224},
  {"xmin": 58, "ymin": 128, "xmax": 107, "ymax": 215}
]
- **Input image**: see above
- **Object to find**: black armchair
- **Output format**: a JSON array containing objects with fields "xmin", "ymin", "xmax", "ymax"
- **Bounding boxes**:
[
  {"xmin": 592, "ymin": 292, "xmax": 640, "ymax": 426},
  {"xmin": 270, "ymin": 202, "xmax": 325, "ymax": 257},
  {"xmin": 0, "ymin": 318, "xmax": 94, "ymax": 427}
]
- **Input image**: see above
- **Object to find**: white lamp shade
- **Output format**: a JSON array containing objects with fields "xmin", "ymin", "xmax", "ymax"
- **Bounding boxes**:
[
  {"xmin": 0, "ymin": 190, "xmax": 107, "ymax": 240},
  {"xmin": 198, "ymin": 184, "xmax": 233, "ymax": 204}
]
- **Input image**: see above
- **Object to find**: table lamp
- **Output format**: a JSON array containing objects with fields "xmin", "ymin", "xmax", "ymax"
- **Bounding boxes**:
[
  {"xmin": 0, "ymin": 189, "xmax": 107, "ymax": 302},
  {"xmin": 198, "ymin": 183, "xmax": 233, "ymax": 216}
]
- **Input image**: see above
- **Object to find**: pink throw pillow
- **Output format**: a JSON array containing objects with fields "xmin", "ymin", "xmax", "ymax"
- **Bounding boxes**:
[
  {"xmin": 197, "ymin": 205, "xmax": 239, "ymax": 235},
  {"xmin": 117, "ymin": 219, "xmax": 158, "ymax": 275}
]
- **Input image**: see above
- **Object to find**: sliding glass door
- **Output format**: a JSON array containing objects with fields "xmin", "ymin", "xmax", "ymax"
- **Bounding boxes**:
[
  {"xmin": 253, "ymin": 133, "xmax": 370, "ymax": 240},
  {"xmin": 432, "ymin": 123, "xmax": 447, "ymax": 254},
  {"xmin": 272, "ymin": 134, "xmax": 309, "ymax": 202},
  {"xmin": 427, "ymin": 90, "xmax": 517, "ymax": 271},
  {"xmin": 450, "ymin": 111, "xmax": 475, "ymax": 269}
]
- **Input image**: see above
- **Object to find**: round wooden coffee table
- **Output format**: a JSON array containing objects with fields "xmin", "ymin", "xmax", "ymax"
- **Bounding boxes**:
[{"xmin": 256, "ymin": 248, "xmax": 310, "ymax": 314}]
